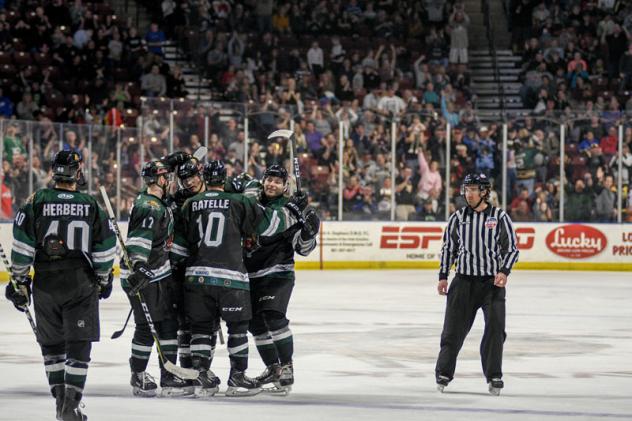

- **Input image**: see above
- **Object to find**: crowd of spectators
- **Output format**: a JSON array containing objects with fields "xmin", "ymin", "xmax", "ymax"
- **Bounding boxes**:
[
  {"xmin": 511, "ymin": 0, "xmax": 632, "ymax": 114},
  {"xmin": 0, "ymin": 0, "xmax": 187, "ymax": 126},
  {"xmin": 2, "ymin": 0, "xmax": 631, "ymax": 224},
  {"xmin": 501, "ymin": 0, "xmax": 632, "ymax": 222}
]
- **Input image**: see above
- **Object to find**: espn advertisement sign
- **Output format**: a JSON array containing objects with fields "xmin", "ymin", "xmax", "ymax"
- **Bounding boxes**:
[
  {"xmin": 379, "ymin": 226, "xmax": 443, "ymax": 249},
  {"xmin": 291, "ymin": 222, "xmax": 632, "ymax": 270}
]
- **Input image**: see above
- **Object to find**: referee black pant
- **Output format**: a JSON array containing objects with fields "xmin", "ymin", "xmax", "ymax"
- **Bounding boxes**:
[{"xmin": 435, "ymin": 274, "xmax": 506, "ymax": 383}]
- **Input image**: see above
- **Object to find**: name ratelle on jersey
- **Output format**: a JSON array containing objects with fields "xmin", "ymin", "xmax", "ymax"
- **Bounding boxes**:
[
  {"xmin": 11, "ymin": 188, "xmax": 116, "ymax": 277},
  {"xmin": 172, "ymin": 190, "xmax": 291, "ymax": 291},
  {"xmin": 121, "ymin": 192, "xmax": 174, "ymax": 287}
]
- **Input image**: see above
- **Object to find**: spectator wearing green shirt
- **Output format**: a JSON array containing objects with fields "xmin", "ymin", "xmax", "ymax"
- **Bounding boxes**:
[{"xmin": 3, "ymin": 124, "xmax": 26, "ymax": 164}]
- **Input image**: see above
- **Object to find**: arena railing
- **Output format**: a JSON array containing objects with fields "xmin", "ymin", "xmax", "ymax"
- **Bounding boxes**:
[{"xmin": 0, "ymin": 106, "xmax": 628, "ymax": 224}]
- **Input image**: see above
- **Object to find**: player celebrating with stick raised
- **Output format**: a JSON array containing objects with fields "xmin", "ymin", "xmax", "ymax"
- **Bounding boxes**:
[
  {"xmin": 435, "ymin": 173, "xmax": 519, "ymax": 396},
  {"xmin": 245, "ymin": 164, "xmax": 319, "ymax": 394}
]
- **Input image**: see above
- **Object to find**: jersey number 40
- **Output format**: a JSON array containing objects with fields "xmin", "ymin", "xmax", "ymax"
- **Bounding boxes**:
[
  {"xmin": 45, "ymin": 220, "xmax": 90, "ymax": 252},
  {"xmin": 196, "ymin": 212, "xmax": 226, "ymax": 247}
]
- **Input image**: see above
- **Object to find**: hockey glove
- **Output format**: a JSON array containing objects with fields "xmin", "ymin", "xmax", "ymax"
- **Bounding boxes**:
[
  {"xmin": 288, "ymin": 191, "xmax": 308, "ymax": 212},
  {"xmin": 301, "ymin": 209, "xmax": 320, "ymax": 240},
  {"xmin": 5, "ymin": 275, "xmax": 32, "ymax": 312},
  {"xmin": 97, "ymin": 272, "xmax": 114, "ymax": 300},
  {"xmin": 284, "ymin": 202, "xmax": 305, "ymax": 225},
  {"xmin": 127, "ymin": 262, "xmax": 155, "ymax": 296},
  {"xmin": 162, "ymin": 151, "xmax": 191, "ymax": 171},
  {"xmin": 230, "ymin": 172, "xmax": 253, "ymax": 193}
]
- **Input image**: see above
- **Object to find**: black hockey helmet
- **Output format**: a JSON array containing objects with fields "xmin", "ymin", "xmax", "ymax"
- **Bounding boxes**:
[
  {"xmin": 461, "ymin": 173, "xmax": 491, "ymax": 209},
  {"xmin": 203, "ymin": 160, "xmax": 227, "ymax": 186},
  {"xmin": 52, "ymin": 150, "xmax": 82, "ymax": 183},
  {"xmin": 177, "ymin": 159, "xmax": 201, "ymax": 180},
  {"xmin": 141, "ymin": 160, "xmax": 170, "ymax": 185},
  {"xmin": 461, "ymin": 172, "xmax": 491, "ymax": 193},
  {"xmin": 263, "ymin": 164, "xmax": 288, "ymax": 183},
  {"xmin": 176, "ymin": 159, "xmax": 203, "ymax": 195}
]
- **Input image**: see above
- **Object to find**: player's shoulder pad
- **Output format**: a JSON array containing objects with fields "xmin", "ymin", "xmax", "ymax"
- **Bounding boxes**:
[{"xmin": 134, "ymin": 194, "xmax": 165, "ymax": 214}]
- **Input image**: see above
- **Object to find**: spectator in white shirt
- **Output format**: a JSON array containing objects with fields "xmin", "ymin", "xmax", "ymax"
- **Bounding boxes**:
[
  {"xmin": 377, "ymin": 86, "xmax": 406, "ymax": 116},
  {"xmin": 307, "ymin": 41, "xmax": 324, "ymax": 76}
]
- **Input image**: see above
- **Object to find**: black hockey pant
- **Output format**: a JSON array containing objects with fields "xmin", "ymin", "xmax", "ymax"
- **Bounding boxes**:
[{"xmin": 435, "ymin": 274, "xmax": 506, "ymax": 382}]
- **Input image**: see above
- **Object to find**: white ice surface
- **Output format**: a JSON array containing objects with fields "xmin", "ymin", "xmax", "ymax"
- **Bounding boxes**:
[{"xmin": 1, "ymin": 270, "xmax": 631, "ymax": 421}]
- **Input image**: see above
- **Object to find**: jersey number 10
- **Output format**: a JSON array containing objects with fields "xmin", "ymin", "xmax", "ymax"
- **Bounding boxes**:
[{"xmin": 196, "ymin": 212, "xmax": 226, "ymax": 247}]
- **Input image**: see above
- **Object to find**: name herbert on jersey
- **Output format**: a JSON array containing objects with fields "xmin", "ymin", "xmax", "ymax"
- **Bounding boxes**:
[{"xmin": 43, "ymin": 203, "xmax": 91, "ymax": 217}]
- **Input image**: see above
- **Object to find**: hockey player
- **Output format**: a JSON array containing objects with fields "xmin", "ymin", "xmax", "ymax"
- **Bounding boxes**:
[
  {"xmin": 166, "ymin": 157, "xmax": 220, "ymax": 377},
  {"xmin": 6, "ymin": 150, "xmax": 116, "ymax": 421},
  {"xmin": 245, "ymin": 164, "xmax": 319, "ymax": 394},
  {"xmin": 172, "ymin": 160, "xmax": 304, "ymax": 397},
  {"xmin": 435, "ymin": 173, "xmax": 519, "ymax": 395},
  {"xmin": 121, "ymin": 160, "xmax": 191, "ymax": 397}
]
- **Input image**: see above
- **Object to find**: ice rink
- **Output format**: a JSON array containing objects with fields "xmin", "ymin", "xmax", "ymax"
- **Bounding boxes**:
[{"xmin": 0, "ymin": 270, "xmax": 631, "ymax": 421}]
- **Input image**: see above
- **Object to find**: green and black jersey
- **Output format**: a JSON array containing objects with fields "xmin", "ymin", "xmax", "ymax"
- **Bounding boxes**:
[
  {"xmin": 166, "ymin": 189, "xmax": 193, "ymax": 265},
  {"xmin": 171, "ymin": 190, "xmax": 291, "ymax": 291},
  {"xmin": 245, "ymin": 194, "xmax": 317, "ymax": 281},
  {"xmin": 121, "ymin": 191, "xmax": 174, "ymax": 287},
  {"xmin": 11, "ymin": 188, "xmax": 116, "ymax": 277}
]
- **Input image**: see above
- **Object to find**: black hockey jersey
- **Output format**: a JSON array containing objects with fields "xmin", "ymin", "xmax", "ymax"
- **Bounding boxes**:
[
  {"xmin": 245, "ymin": 194, "xmax": 317, "ymax": 281},
  {"xmin": 172, "ymin": 190, "xmax": 288, "ymax": 291},
  {"xmin": 11, "ymin": 188, "xmax": 116, "ymax": 277},
  {"xmin": 120, "ymin": 191, "xmax": 174, "ymax": 287}
]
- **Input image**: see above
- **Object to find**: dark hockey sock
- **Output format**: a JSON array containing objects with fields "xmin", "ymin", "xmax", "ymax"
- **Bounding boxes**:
[
  {"xmin": 65, "ymin": 341, "xmax": 91, "ymax": 393},
  {"xmin": 130, "ymin": 324, "xmax": 153, "ymax": 373},
  {"xmin": 227, "ymin": 321, "xmax": 249, "ymax": 372},
  {"xmin": 190, "ymin": 334, "xmax": 212, "ymax": 367},
  {"xmin": 269, "ymin": 326, "xmax": 293, "ymax": 364},
  {"xmin": 254, "ymin": 332, "xmax": 280, "ymax": 366},
  {"xmin": 177, "ymin": 329, "xmax": 192, "ymax": 368},
  {"xmin": 157, "ymin": 319, "xmax": 178, "ymax": 366},
  {"xmin": 42, "ymin": 344, "xmax": 65, "ymax": 392},
  {"xmin": 263, "ymin": 312, "xmax": 294, "ymax": 364},
  {"xmin": 250, "ymin": 315, "xmax": 279, "ymax": 366}
]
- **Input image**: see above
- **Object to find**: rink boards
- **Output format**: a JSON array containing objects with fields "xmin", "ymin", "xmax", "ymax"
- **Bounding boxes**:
[
  {"xmin": 0, "ymin": 221, "xmax": 631, "ymax": 281},
  {"xmin": 294, "ymin": 221, "xmax": 632, "ymax": 272}
]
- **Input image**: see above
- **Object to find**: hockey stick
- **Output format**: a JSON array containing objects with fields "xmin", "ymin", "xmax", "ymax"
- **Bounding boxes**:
[
  {"xmin": 217, "ymin": 322, "xmax": 225, "ymax": 345},
  {"xmin": 192, "ymin": 146, "xmax": 207, "ymax": 162},
  {"xmin": 267, "ymin": 129, "xmax": 301, "ymax": 192},
  {"xmin": 99, "ymin": 186, "xmax": 199, "ymax": 380},
  {"xmin": 0, "ymin": 243, "xmax": 38, "ymax": 336},
  {"xmin": 111, "ymin": 307, "xmax": 133, "ymax": 339}
]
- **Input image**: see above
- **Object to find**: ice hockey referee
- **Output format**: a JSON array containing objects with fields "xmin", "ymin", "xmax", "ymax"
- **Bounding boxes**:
[{"xmin": 434, "ymin": 172, "xmax": 519, "ymax": 396}]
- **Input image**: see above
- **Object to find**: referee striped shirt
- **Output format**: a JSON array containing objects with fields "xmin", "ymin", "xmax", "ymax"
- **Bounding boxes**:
[{"xmin": 439, "ymin": 205, "xmax": 519, "ymax": 279}]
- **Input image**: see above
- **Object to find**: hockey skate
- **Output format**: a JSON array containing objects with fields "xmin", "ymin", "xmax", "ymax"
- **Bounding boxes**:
[
  {"xmin": 225, "ymin": 370, "xmax": 261, "ymax": 397},
  {"xmin": 60, "ymin": 387, "xmax": 87, "ymax": 421},
  {"xmin": 256, "ymin": 364, "xmax": 288, "ymax": 395},
  {"xmin": 193, "ymin": 370, "xmax": 221, "ymax": 398},
  {"xmin": 436, "ymin": 375, "xmax": 450, "ymax": 393},
  {"xmin": 160, "ymin": 370, "xmax": 194, "ymax": 397},
  {"xmin": 130, "ymin": 371, "xmax": 157, "ymax": 397},
  {"xmin": 52, "ymin": 385, "xmax": 64, "ymax": 420},
  {"xmin": 269, "ymin": 362, "xmax": 293, "ymax": 395},
  {"xmin": 488, "ymin": 378, "xmax": 504, "ymax": 396}
]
